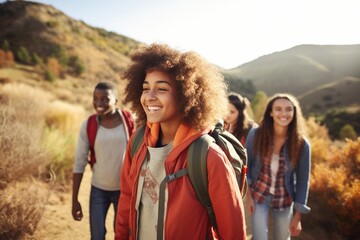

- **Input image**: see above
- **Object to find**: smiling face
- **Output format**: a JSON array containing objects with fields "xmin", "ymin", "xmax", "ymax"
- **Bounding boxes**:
[
  {"xmin": 270, "ymin": 98, "xmax": 294, "ymax": 128},
  {"xmin": 93, "ymin": 88, "xmax": 117, "ymax": 116},
  {"xmin": 140, "ymin": 70, "xmax": 181, "ymax": 129}
]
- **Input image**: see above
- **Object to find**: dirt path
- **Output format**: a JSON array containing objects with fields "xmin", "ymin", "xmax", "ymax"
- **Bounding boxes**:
[{"xmin": 35, "ymin": 168, "xmax": 115, "ymax": 240}]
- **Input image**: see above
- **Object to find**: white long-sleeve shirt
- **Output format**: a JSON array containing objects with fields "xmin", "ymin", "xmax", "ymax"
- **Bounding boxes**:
[{"xmin": 73, "ymin": 119, "xmax": 127, "ymax": 191}]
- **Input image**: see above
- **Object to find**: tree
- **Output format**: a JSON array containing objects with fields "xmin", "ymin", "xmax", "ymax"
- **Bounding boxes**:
[
  {"xmin": 1, "ymin": 40, "xmax": 10, "ymax": 50},
  {"xmin": 251, "ymin": 91, "xmax": 268, "ymax": 122},
  {"xmin": 16, "ymin": 46, "xmax": 32, "ymax": 64},
  {"xmin": 339, "ymin": 124, "xmax": 357, "ymax": 140},
  {"xmin": 52, "ymin": 44, "xmax": 68, "ymax": 67}
]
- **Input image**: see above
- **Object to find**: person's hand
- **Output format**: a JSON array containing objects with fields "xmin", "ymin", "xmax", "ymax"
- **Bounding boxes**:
[
  {"xmin": 72, "ymin": 200, "xmax": 83, "ymax": 221},
  {"xmin": 290, "ymin": 212, "xmax": 302, "ymax": 236},
  {"xmin": 245, "ymin": 192, "xmax": 255, "ymax": 215}
]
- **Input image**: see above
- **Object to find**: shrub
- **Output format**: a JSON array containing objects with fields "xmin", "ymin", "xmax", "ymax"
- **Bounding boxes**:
[
  {"xmin": 45, "ymin": 69, "xmax": 55, "ymax": 82},
  {"xmin": 52, "ymin": 44, "xmax": 68, "ymax": 67},
  {"xmin": 0, "ymin": 50, "xmax": 14, "ymax": 67},
  {"xmin": 16, "ymin": 46, "xmax": 32, "ymax": 64},
  {"xmin": 47, "ymin": 57, "xmax": 60, "ymax": 77},
  {"xmin": 308, "ymin": 137, "xmax": 360, "ymax": 239},
  {"xmin": 0, "ymin": 181, "xmax": 47, "ymax": 240},
  {"xmin": 32, "ymin": 53, "xmax": 43, "ymax": 66},
  {"xmin": 0, "ymin": 84, "xmax": 49, "ymax": 186},
  {"xmin": 74, "ymin": 58, "xmax": 85, "ymax": 76},
  {"xmin": 251, "ymin": 91, "xmax": 268, "ymax": 122},
  {"xmin": 1, "ymin": 40, "xmax": 10, "ymax": 50},
  {"xmin": 339, "ymin": 124, "xmax": 357, "ymax": 140},
  {"xmin": 0, "ymin": 84, "xmax": 50, "ymax": 239}
]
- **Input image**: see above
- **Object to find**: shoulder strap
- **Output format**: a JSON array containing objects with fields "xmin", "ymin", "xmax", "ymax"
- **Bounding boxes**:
[
  {"xmin": 187, "ymin": 134, "xmax": 218, "ymax": 230},
  {"xmin": 86, "ymin": 114, "xmax": 98, "ymax": 169},
  {"xmin": 130, "ymin": 125, "xmax": 146, "ymax": 158},
  {"xmin": 121, "ymin": 109, "xmax": 135, "ymax": 137}
]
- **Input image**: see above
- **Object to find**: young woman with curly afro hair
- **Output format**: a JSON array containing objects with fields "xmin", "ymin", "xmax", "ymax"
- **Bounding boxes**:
[{"xmin": 115, "ymin": 43, "xmax": 246, "ymax": 240}]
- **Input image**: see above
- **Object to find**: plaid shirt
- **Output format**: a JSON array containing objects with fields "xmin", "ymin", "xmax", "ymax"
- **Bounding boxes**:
[{"xmin": 251, "ymin": 145, "xmax": 293, "ymax": 210}]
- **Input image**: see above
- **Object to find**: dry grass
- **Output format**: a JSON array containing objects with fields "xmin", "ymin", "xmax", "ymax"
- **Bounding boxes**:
[
  {"xmin": 0, "ymin": 82, "xmax": 87, "ymax": 239},
  {"xmin": 0, "ymin": 181, "xmax": 48, "ymax": 240},
  {"xmin": 42, "ymin": 100, "xmax": 86, "ymax": 184},
  {"xmin": 0, "ymin": 83, "xmax": 49, "ymax": 186}
]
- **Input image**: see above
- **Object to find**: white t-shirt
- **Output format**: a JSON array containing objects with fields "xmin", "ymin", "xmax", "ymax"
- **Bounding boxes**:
[
  {"xmin": 269, "ymin": 153, "xmax": 280, "ymax": 194},
  {"xmin": 136, "ymin": 142, "xmax": 173, "ymax": 240}
]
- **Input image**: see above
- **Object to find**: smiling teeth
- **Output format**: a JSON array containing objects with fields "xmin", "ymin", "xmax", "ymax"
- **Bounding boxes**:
[{"xmin": 148, "ymin": 106, "xmax": 161, "ymax": 112}]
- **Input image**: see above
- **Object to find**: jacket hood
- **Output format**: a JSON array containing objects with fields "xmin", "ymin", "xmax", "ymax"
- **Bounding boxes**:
[{"xmin": 145, "ymin": 122, "xmax": 208, "ymax": 160}]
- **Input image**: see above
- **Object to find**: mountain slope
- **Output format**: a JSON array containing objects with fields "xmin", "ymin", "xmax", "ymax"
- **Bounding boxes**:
[
  {"xmin": 0, "ymin": 1, "xmax": 141, "ymax": 83},
  {"xmin": 223, "ymin": 44, "xmax": 360, "ymax": 96},
  {"xmin": 298, "ymin": 76, "xmax": 360, "ymax": 113}
]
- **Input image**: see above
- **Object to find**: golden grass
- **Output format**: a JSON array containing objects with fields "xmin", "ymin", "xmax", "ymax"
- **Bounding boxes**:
[
  {"xmin": 41, "ymin": 100, "xmax": 86, "ymax": 184},
  {"xmin": 0, "ymin": 82, "xmax": 87, "ymax": 239},
  {"xmin": 0, "ymin": 83, "xmax": 49, "ymax": 185}
]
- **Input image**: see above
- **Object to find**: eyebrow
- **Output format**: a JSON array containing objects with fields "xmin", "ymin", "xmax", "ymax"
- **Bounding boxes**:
[{"xmin": 143, "ymin": 80, "xmax": 172, "ymax": 85}]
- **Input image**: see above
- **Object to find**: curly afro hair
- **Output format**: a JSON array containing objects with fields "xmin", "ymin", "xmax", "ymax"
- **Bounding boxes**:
[{"xmin": 121, "ymin": 43, "xmax": 228, "ymax": 131}]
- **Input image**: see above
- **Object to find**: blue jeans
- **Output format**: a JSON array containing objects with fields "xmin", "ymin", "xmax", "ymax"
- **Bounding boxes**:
[
  {"xmin": 89, "ymin": 185, "xmax": 120, "ymax": 240},
  {"xmin": 251, "ymin": 194, "xmax": 292, "ymax": 240}
]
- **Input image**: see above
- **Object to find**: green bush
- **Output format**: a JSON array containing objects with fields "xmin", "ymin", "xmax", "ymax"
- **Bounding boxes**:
[
  {"xmin": 16, "ymin": 46, "xmax": 32, "ymax": 64},
  {"xmin": 45, "ymin": 69, "xmax": 55, "ymax": 82},
  {"xmin": 339, "ymin": 124, "xmax": 357, "ymax": 140}
]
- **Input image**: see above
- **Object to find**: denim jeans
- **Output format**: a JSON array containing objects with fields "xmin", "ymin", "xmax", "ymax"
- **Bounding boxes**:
[
  {"xmin": 251, "ymin": 194, "xmax": 292, "ymax": 240},
  {"xmin": 89, "ymin": 185, "xmax": 120, "ymax": 240}
]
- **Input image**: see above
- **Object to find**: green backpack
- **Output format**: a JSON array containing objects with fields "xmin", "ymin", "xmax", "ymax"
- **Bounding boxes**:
[{"xmin": 130, "ymin": 122, "xmax": 248, "ymax": 236}]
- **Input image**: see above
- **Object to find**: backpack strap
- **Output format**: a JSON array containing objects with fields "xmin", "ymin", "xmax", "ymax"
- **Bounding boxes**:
[
  {"xmin": 121, "ymin": 109, "xmax": 135, "ymax": 138},
  {"xmin": 187, "ymin": 134, "xmax": 218, "ymax": 231},
  {"xmin": 157, "ymin": 168, "xmax": 188, "ymax": 240},
  {"xmin": 86, "ymin": 114, "xmax": 98, "ymax": 169},
  {"xmin": 130, "ymin": 125, "xmax": 146, "ymax": 158},
  {"xmin": 87, "ymin": 109, "xmax": 135, "ymax": 169}
]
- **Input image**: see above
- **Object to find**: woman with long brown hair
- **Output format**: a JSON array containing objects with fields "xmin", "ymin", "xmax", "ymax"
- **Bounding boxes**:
[
  {"xmin": 224, "ymin": 92, "xmax": 257, "ymax": 145},
  {"xmin": 245, "ymin": 93, "xmax": 311, "ymax": 240}
]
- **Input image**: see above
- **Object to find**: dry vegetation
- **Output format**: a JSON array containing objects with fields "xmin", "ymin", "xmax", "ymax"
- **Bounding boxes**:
[
  {"xmin": 1, "ymin": 80, "xmax": 358, "ymax": 239},
  {"xmin": 303, "ymin": 118, "xmax": 360, "ymax": 239},
  {"xmin": 0, "ymin": 82, "xmax": 86, "ymax": 239}
]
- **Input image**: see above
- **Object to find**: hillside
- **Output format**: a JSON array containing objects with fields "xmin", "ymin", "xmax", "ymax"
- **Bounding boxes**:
[
  {"xmin": 1, "ymin": 1, "xmax": 359, "ymax": 116},
  {"xmin": 0, "ymin": 0, "xmax": 140, "ymax": 89},
  {"xmin": 223, "ymin": 44, "xmax": 360, "ymax": 113},
  {"xmin": 298, "ymin": 76, "xmax": 360, "ymax": 113}
]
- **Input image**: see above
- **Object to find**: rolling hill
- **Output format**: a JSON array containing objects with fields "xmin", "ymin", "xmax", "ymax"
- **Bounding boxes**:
[{"xmin": 223, "ymin": 44, "xmax": 360, "ymax": 113}]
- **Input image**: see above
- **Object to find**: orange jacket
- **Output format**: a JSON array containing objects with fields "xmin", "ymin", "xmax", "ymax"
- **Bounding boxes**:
[{"xmin": 115, "ymin": 123, "xmax": 246, "ymax": 239}]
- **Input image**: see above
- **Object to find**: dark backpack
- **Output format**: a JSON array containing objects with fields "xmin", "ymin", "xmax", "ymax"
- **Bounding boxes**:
[
  {"xmin": 87, "ymin": 109, "xmax": 135, "ymax": 169},
  {"xmin": 130, "ymin": 122, "xmax": 248, "ymax": 232}
]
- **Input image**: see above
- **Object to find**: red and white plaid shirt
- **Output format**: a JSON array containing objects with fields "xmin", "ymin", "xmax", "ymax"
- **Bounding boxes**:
[{"xmin": 251, "ymin": 146, "xmax": 293, "ymax": 210}]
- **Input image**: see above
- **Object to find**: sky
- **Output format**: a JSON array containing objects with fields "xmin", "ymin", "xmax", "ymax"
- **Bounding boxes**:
[{"xmin": 6, "ymin": 0, "xmax": 360, "ymax": 69}]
